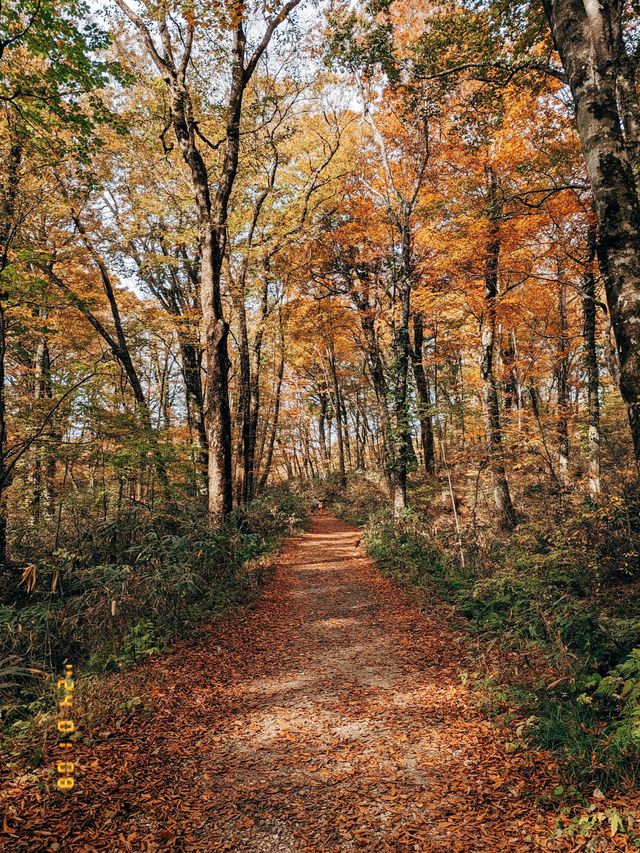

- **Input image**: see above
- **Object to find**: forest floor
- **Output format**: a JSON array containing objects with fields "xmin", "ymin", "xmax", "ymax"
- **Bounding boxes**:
[{"xmin": 2, "ymin": 514, "xmax": 634, "ymax": 851}]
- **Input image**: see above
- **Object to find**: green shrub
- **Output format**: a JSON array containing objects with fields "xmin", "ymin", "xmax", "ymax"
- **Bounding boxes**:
[
  {"xmin": 118, "ymin": 620, "xmax": 162, "ymax": 665},
  {"xmin": 1, "ymin": 486, "xmax": 306, "ymax": 722},
  {"xmin": 363, "ymin": 507, "xmax": 463, "ymax": 598},
  {"xmin": 332, "ymin": 478, "xmax": 640, "ymax": 790},
  {"xmin": 594, "ymin": 649, "xmax": 640, "ymax": 750},
  {"xmin": 532, "ymin": 695, "xmax": 633, "ymax": 789},
  {"xmin": 531, "ymin": 661, "xmax": 640, "ymax": 790},
  {"xmin": 561, "ymin": 483, "xmax": 640, "ymax": 585}
]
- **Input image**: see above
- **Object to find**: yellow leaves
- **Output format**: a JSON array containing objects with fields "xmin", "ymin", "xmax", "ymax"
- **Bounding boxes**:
[
  {"xmin": 225, "ymin": 0, "xmax": 247, "ymax": 29},
  {"xmin": 280, "ymin": 730, "xmax": 297, "ymax": 742}
]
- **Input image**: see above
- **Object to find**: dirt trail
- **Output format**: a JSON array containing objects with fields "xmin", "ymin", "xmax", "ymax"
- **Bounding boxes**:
[{"xmin": 5, "ymin": 515, "xmax": 575, "ymax": 851}]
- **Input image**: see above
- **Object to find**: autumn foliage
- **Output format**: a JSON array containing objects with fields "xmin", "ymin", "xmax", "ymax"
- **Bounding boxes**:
[{"xmin": 3, "ymin": 0, "xmax": 640, "ymax": 847}]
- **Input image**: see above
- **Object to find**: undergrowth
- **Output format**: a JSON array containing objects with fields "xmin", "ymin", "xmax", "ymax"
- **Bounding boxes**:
[
  {"xmin": 0, "ymin": 485, "xmax": 306, "ymax": 734},
  {"xmin": 331, "ymin": 475, "xmax": 640, "ymax": 792}
]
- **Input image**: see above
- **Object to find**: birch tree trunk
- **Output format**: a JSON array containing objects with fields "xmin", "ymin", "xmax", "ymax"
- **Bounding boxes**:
[
  {"xmin": 583, "ymin": 225, "xmax": 601, "ymax": 497},
  {"xmin": 542, "ymin": 0, "xmax": 640, "ymax": 468}
]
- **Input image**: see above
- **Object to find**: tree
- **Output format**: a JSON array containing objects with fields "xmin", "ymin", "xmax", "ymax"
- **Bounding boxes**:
[
  {"xmin": 0, "ymin": 0, "xmax": 116, "ymax": 564},
  {"xmin": 480, "ymin": 167, "xmax": 517, "ymax": 530},
  {"xmin": 394, "ymin": 0, "xmax": 640, "ymax": 470},
  {"xmin": 539, "ymin": 0, "xmax": 640, "ymax": 469},
  {"xmin": 113, "ymin": 0, "xmax": 303, "ymax": 523}
]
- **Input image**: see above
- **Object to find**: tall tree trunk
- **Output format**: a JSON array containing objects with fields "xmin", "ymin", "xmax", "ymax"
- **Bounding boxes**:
[
  {"xmin": 0, "ymin": 130, "xmax": 22, "ymax": 566},
  {"xmin": 542, "ymin": 0, "xmax": 640, "ymax": 468},
  {"xmin": 202, "ymin": 280, "xmax": 232, "ymax": 519},
  {"xmin": 31, "ymin": 329, "xmax": 54, "ymax": 524},
  {"xmin": 556, "ymin": 274, "xmax": 570, "ymax": 483},
  {"xmin": 258, "ymin": 324, "xmax": 285, "ymax": 492},
  {"xmin": 614, "ymin": 15, "xmax": 640, "ymax": 179},
  {"xmin": 353, "ymin": 392, "xmax": 364, "ymax": 469},
  {"xmin": 390, "ymin": 224, "xmax": 413, "ymax": 514},
  {"xmin": 166, "ymin": 79, "xmax": 232, "ymax": 519},
  {"xmin": 347, "ymin": 270, "xmax": 393, "ymax": 490},
  {"xmin": 178, "ymin": 337, "xmax": 208, "ymax": 482},
  {"xmin": 0, "ymin": 302, "xmax": 8, "ymax": 567},
  {"xmin": 411, "ymin": 312, "xmax": 435, "ymax": 473},
  {"xmin": 357, "ymin": 80, "xmax": 429, "ymax": 506},
  {"xmin": 328, "ymin": 343, "xmax": 346, "ymax": 489},
  {"xmin": 583, "ymin": 224, "xmax": 601, "ymax": 498},
  {"xmin": 501, "ymin": 330, "xmax": 518, "ymax": 411},
  {"xmin": 341, "ymin": 398, "xmax": 352, "ymax": 468},
  {"xmin": 481, "ymin": 169, "xmax": 517, "ymax": 531},
  {"xmin": 457, "ymin": 351, "xmax": 467, "ymax": 447},
  {"xmin": 245, "ymin": 276, "xmax": 272, "ymax": 503},
  {"xmin": 233, "ymin": 290, "xmax": 251, "ymax": 505},
  {"xmin": 292, "ymin": 447, "xmax": 304, "ymax": 480},
  {"xmin": 318, "ymin": 389, "xmax": 328, "ymax": 467}
]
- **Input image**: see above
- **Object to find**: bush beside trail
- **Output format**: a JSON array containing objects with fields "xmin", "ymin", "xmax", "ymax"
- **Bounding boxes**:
[
  {"xmin": 0, "ymin": 486, "xmax": 307, "ymax": 734},
  {"xmin": 329, "ymin": 474, "xmax": 640, "ymax": 790}
]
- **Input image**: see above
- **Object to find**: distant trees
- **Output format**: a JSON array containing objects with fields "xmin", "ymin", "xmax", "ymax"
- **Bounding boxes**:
[
  {"xmin": 377, "ymin": 0, "xmax": 640, "ymax": 471},
  {"xmin": 2, "ymin": 0, "xmax": 640, "ymax": 583},
  {"xmin": 113, "ymin": 0, "xmax": 303, "ymax": 524}
]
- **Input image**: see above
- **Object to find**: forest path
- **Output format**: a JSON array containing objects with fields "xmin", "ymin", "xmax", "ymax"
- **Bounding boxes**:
[{"xmin": 6, "ymin": 514, "xmax": 568, "ymax": 851}]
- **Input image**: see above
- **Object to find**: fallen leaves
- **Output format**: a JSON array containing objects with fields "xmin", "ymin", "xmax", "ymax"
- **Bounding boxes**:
[{"xmin": 2, "ymin": 515, "xmax": 639, "ymax": 851}]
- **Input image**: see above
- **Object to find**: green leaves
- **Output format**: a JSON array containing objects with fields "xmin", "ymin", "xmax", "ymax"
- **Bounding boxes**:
[
  {"xmin": 0, "ymin": 0, "xmax": 123, "ymax": 156},
  {"xmin": 325, "ymin": 2, "xmax": 398, "ymax": 81},
  {"xmin": 593, "ymin": 648, "xmax": 640, "ymax": 747}
]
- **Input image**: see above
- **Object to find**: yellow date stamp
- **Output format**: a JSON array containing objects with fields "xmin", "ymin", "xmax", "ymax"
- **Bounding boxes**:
[{"xmin": 56, "ymin": 663, "xmax": 75, "ymax": 791}]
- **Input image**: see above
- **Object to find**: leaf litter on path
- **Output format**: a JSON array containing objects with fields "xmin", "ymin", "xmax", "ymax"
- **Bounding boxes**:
[{"xmin": 2, "ymin": 515, "xmax": 637, "ymax": 851}]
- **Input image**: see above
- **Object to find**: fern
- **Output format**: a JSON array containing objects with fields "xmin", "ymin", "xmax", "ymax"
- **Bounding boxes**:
[{"xmin": 595, "ymin": 648, "xmax": 640, "ymax": 746}]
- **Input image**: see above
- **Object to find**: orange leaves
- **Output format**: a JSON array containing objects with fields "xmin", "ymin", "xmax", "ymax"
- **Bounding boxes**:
[
  {"xmin": 5, "ymin": 514, "xmax": 630, "ymax": 851},
  {"xmin": 19, "ymin": 564, "xmax": 37, "ymax": 594}
]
